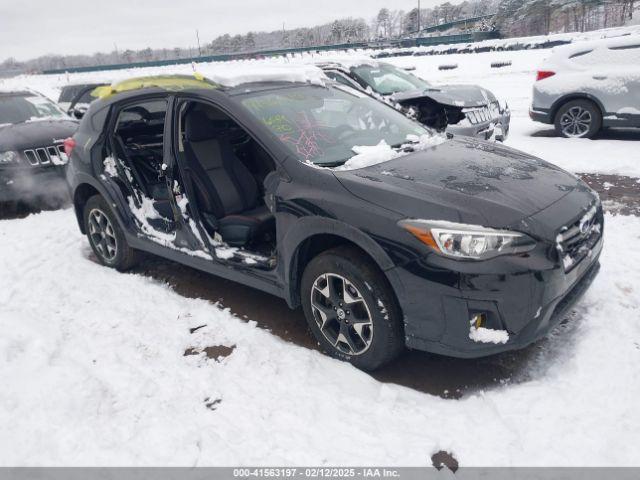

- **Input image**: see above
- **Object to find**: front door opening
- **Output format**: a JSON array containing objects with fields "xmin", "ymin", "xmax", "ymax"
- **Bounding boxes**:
[{"xmin": 178, "ymin": 101, "xmax": 277, "ymax": 262}]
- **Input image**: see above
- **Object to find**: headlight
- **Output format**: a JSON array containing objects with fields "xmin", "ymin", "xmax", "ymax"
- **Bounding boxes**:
[
  {"xmin": 490, "ymin": 101, "xmax": 501, "ymax": 118},
  {"xmin": 0, "ymin": 151, "xmax": 19, "ymax": 164},
  {"xmin": 398, "ymin": 219, "xmax": 536, "ymax": 260},
  {"xmin": 493, "ymin": 99, "xmax": 509, "ymax": 115}
]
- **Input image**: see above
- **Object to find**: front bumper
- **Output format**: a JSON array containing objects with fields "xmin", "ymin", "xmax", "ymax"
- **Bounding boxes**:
[
  {"xmin": 392, "ymin": 227, "xmax": 602, "ymax": 358},
  {"xmin": 447, "ymin": 109, "xmax": 511, "ymax": 142},
  {"xmin": 0, "ymin": 166, "xmax": 70, "ymax": 203}
]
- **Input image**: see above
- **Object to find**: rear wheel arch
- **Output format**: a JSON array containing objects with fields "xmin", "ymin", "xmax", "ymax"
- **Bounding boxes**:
[
  {"xmin": 73, "ymin": 183, "xmax": 100, "ymax": 234},
  {"xmin": 83, "ymin": 194, "xmax": 140, "ymax": 271},
  {"xmin": 552, "ymin": 96, "xmax": 604, "ymax": 138},
  {"xmin": 550, "ymin": 94, "xmax": 604, "ymax": 123},
  {"xmin": 73, "ymin": 174, "xmax": 132, "ymax": 235}
]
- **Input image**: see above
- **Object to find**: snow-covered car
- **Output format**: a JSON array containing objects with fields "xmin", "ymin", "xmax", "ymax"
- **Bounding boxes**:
[
  {"xmin": 0, "ymin": 90, "xmax": 77, "ymax": 205},
  {"xmin": 58, "ymin": 83, "xmax": 106, "ymax": 119},
  {"xmin": 67, "ymin": 72, "xmax": 602, "ymax": 370},
  {"xmin": 317, "ymin": 59, "xmax": 511, "ymax": 141},
  {"xmin": 530, "ymin": 35, "xmax": 640, "ymax": 138}
]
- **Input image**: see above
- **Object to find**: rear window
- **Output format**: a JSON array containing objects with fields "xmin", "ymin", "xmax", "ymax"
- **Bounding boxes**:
[
  {"xmin": 58, "ymin": 85, "xmax": 86, "ymax": 102},
  {"xmin": 76, "ymin": 89, "xmax": 98, "ymax": 104},
  {"xmin": 570, "ymin": 45, "xmax": 640, "ymax": 66},
  {"xmin": 609, "ymin": 43, "xmax": 640, "ymax": 51},
  {"xmin": 569, "ymin": 50, "xmax": 592, "ymax": 59}
]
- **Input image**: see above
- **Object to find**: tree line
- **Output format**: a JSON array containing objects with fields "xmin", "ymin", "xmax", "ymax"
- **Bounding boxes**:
[
  {"xmin": 1, "ymin": 0, "xmax": 636, "ymax": 75},
  {"xmin": 496, "ymin": 0, "xmax": 636, "ymax": 37}
]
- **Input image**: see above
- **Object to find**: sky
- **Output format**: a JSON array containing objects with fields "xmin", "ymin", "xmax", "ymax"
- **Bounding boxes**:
[{"xmin": 0, "ymin": 0, "xmax": 435, "ymax": 61}]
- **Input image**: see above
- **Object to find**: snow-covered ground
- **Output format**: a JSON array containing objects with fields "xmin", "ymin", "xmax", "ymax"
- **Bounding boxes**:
[
  {"xmin": 2, "ymin": 32, "xmax": 640, "ymax": 466},
  {"xmin": 1, "ymin": 209, "xmax": 639, "ymax": 466}
]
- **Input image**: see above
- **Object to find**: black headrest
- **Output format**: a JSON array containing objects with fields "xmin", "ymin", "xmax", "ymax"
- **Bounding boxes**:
[{"xmin": 185, "ymin": 110, "xmax": 216, "ymax": 142}]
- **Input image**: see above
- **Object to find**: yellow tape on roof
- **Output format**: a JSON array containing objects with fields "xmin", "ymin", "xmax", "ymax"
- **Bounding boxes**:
[{"xmin": 92, "ymin": 73, "xmax": 218, "ymax": 99}]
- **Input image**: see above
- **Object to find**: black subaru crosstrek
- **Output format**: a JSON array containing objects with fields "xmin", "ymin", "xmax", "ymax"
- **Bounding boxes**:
[
  {"xmin": 66, "ymin": 73, "xmax": 603, "ymax": 370},
  {"xmin": 1, "ymin": 90, "xmax": 77, "ymax": 206}
]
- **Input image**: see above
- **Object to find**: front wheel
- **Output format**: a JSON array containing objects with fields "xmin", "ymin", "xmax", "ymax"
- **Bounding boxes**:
[
  {"xmin": 83, "ymin": 195, "xmax": 139, "ymax": 271},
  {"xmin": 301, "ymin": 246, "xmax": 404, "ymax": 370},
  {"xmin": 554, "ymin": 99, "xmax": 602, "ymax": 138}
]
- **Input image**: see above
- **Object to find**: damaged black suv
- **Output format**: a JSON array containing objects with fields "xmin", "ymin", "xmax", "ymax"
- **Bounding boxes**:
[{"xmin": 67, "ymin": 73, "xmax": 603, "ymax": 370}]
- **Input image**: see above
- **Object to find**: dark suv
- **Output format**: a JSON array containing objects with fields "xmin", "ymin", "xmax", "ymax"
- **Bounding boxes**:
[
  {"xmin": 66, "ymin": 73, "xmax": 603, "ymax": 370},
  {"xmin": 1, "ymin": 90, "xmax": 77, "ymax": 206}
]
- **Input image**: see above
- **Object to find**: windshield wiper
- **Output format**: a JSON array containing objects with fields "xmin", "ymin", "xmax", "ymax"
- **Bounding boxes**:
[
  {"xmin": 390, "ymin": 140, "xmax": 418, "ymax": 152},
  {"xmin": 314, "ymin": 160, "xmax": 347, "ymax": 168}
]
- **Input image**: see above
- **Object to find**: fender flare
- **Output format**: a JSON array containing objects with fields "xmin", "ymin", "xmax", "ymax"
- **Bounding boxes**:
[
  {"xmin": 281, "ymin": 216, "xmax": 403, "ymax": 307},
  {"xmin": 550, "ymin": 93, "xmax": 606, "ymax": 122},
  {"xmin": 72, "ymin": 172, "xmax": 132, "ymax": 234}
]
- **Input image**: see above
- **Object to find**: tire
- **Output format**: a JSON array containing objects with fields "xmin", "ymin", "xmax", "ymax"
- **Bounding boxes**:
[
  {"xmin": 301, "ymin": 246, "xmax": 404, "ymax": 371},
  {"xmin": 83, "ymin": 195, "xmax": 139, "ymax": 271},
  {"xmin": 554, "ymin": 99, "xmax": 602, "ymax": 139}
]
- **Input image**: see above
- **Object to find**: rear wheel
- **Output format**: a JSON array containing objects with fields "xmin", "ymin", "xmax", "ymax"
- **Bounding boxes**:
[
  {"xmin": 554, "ymin": 99, "xmax": 602, "ymax": 138},
  {"xmin": 83, "ymin": 195, "xmax": 139, "ymax": 271},
  {"xmin": 301, "ymin": 246, "xmax": 404, "ymax": 370}
]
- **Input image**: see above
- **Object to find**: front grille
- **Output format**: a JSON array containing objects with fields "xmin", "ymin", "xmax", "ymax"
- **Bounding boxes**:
[
  {"xmin": 556, "ymin": 204, "xmax": 602, "ymax": 272},
  {"xmin": 23, "ymin": 145, "xmax": 68, "ymax": 166},
  {"xmin": 463, "ymin": 106, "xmax": 492, "ymax": 124}
]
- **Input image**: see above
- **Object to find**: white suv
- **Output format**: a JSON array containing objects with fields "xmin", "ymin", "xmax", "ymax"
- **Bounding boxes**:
[{"xmin": 530, "ymin": 35, "xmax": 640, "ymax": 138}]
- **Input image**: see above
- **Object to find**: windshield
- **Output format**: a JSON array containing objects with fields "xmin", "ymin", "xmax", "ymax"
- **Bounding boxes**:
[
  {"xmin": 0, "ymin": 94, "xmax": 67, "ymax": 124},
  {"xmin": 240, "ymin": 85, "xmax": 428, "ymax": 167},
  {"xmin": 351, "ymin": 64, "xmax": 430, "ymax": 95}
]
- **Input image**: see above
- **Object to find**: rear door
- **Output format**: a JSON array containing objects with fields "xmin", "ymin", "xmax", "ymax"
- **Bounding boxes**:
[
  {"xmin": 569, "ymin": 43, "xmax": 640, "ymax": 122},
  {"xmin": 604, "ymin": 43, "xmax": 640, "ymax": 125},
  {"xmin": 105, "ymin": 95, "xmax": 206, "ymax": 253}
]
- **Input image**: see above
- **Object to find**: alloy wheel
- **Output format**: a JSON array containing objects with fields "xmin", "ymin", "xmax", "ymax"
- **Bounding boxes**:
[
  {"xmin": 88, "ymin": 208, "xmax": 118, "ymax": 262},
  {"xmin": 310, "ymin": 273, "xmax": 374, "ymax": 355},
  {"xmin": 560, "ymin": 106, "xmax": 592, "ymax": 137}
]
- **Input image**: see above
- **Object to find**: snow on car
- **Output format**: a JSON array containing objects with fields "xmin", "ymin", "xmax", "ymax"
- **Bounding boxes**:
[{"xmin": 530, "ymin": 34, "xmax": 640, "ymax": 138}]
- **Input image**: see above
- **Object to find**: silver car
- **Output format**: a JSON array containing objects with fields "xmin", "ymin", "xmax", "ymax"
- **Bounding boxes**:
[
  {"xmin": 317, "ymin": 59, "xmax": 511, "ymax": 142},
  {"xmin": 530, "ymin": 35, "xmax": 640, "ymax": 138}
]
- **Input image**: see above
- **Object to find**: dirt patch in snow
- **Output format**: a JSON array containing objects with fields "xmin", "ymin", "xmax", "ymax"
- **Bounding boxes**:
[
  {"xmin": 579, "ymin": 173, "xmax": 640, "ymax": 216},
  {"xmin": 431, "ymin": 450, "xmax": 459, "ymax": 472},
  {"xmin": 204, "ymin": 397, "xmax": 222, "ymax": 411},
  {"xmin": 184, "ymin": 344, "xmax": 236, "ymax": 360}
]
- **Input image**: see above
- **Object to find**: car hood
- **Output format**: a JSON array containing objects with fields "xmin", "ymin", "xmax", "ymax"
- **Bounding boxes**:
[
  {"xmin": 0, "ymin": 119, "xmax": 78, "ymax": 151},
  {"xmin": 334, "ymin": 137, "xmax": 581, "ymax": 229},
  {"xmin": 390, "ymin": 84, "xmax": 497, "ymax": 108}
]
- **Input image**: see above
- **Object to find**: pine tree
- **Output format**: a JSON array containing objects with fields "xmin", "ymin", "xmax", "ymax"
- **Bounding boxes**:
[
  {"xmin": 330, "ymin": 21, "xmax": 344, "ymax": 42},
  {"xmin": 245, "ymin": 32, "xmax": 256, "ymax": 51},
  {"xmin": 376, "ymin": 8, "xmax": 391, "ymax": 37}
]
